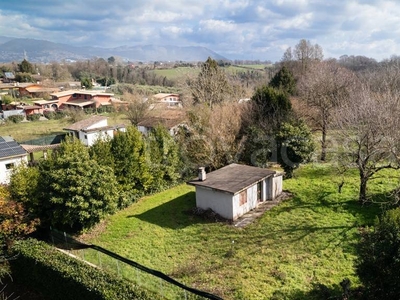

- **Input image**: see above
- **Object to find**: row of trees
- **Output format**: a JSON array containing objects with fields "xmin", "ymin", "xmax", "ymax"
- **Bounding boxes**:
[{"xmin": 9, "ymin": 126, "xmax": 181, "ymax": 233}]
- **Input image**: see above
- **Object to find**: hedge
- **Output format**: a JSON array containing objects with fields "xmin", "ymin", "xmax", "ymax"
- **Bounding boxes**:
[{"xmin": 10, "ymin": 239, "xmax": 160, "ymax": 300}]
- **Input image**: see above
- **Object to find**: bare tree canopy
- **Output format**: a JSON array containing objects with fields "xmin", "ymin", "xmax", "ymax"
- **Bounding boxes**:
[
  {"xmin": 334, "ymin": 86, "xmax": 400, "ymax": 203},
  {"xmin": 188, "ymin": 57, "xmax": 232, "ymax": 109},
  {"xmin": 298, "ymin": 61, "xmax": 357, "ymax": 161}
]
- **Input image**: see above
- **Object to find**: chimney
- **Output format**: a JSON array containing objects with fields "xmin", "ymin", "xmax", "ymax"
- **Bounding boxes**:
[{"xmin": 198, "ymin": 167, "xmax": 206, "ymax": 181}]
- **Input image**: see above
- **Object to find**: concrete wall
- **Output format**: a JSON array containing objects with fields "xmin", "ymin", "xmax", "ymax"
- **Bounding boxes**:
[
  {"xmin": 0, "ymin": 155, "xmax": 28, "ymax": 184},
  {"xmin": 232, "ymin": 184, "xmax": 258, "ymax": 220},
  {"xmin": 195, "ymin": 187, "xmax": 234, "ymax": 220},
  {"xmin": 79, "ymin": 127, "xmax": 126, "ymax": 146},
  {"xmin": 272, "ymin": 174, "xmax": 283, "ymax": 199}
]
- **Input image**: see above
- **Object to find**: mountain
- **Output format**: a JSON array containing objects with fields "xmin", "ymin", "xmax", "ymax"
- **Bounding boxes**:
[{"xmin": 0, "ymin": 37, "xmax": 228, "ymax": 63}]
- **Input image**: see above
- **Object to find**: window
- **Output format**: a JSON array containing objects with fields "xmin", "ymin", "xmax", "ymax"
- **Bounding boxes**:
[
  {"xmin": 239, "ymin": 190, "xmax": 247, "ymax": 206},
  {"xmin": 84, "ymin": 135, "xmax": 87, "ymax": 139},
  {"xmin": 5, "ymin": 163, "xmax": 14, "ymax": 170}
]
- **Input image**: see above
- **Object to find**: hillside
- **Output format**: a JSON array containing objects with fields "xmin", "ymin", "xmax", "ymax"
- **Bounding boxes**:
[{"xmin": 0, "ymin": 36, "xmax": 228, "ymax": 63}]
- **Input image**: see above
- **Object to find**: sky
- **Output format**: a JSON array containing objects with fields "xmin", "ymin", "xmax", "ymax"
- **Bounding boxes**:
[{"xmin": 0, "ymin": 0, "xmax": 398, "ymax": 62}]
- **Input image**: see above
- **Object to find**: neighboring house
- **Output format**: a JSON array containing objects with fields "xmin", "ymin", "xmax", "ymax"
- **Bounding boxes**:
[
  {"xmin": 153, "ymin": 93, "xmax": 181, "ymax": 107},
  {"xmin": 50, "ymin": 90, "xmax": 114, "ymax": 109},
  {"xmin": 187, "ymin": 163, "xmax": 283, "ymax": 221},
  {"xmin": 0, "ymin": 136, "xmax": 28, "ymax": 184},
  {"xmin": 137, "ymin": 117, "xmax": 185, "ymax": 136},
  {"xmin": 2, "ymin": 72, "xmax": 15, "ymax": 83},
  {"xmin": 18, "ymin": 84, "xmax": 60, "ymax": 98},
  {"xmin": 64, "ymin": 115, "xmax": 126, "ymax": 146},
  {"xmin": 137, "ymin": 108, "xmax": 186, "ymax": 136},
  {"xmin": 32, "ymin": 99, "xmax": 60, "ymax": 112},
  {"xmin": 16, "ymin": 105, "xmax": 42, "ymax": 116}
]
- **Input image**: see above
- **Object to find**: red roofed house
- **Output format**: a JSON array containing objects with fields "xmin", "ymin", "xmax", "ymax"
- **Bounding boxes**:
[
  {"xmin": 50, "ymin": 90, "xmax": 115, "ymax": 110},
  {"xmin": 152, "ymin": 93, "xmax": 181, "ymax": 107},
  {"xmin": 187, "ymin": 164, "xmax": 283, "ymax": 221}
]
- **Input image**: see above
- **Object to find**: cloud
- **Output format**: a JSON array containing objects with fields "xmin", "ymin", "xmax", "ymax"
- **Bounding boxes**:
[{"xmin": 0, "ymin": 1, "xmax": 400, "ymax": 61}]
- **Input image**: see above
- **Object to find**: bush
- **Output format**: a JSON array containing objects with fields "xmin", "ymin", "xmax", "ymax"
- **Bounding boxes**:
[
  {"xmin": 44, "ymin": 110, "xmax": 65, "ymax": 120},
  {"xmin": 356, "ymin": 208, "xmax": 400, "ymax": 299},
  {"xmin": 27, "ymin": 113, "xmax": 41, "ymax": 121},
  {"xmin": 7, "ymin": 115, "xmax": 24, "ymax": 123},
  {"xmin": 11, "ymin": 239, "xmax": 158, "ymax": 300}
]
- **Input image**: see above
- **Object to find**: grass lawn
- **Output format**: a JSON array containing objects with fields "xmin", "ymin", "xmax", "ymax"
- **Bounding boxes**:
[{"xmin": 79, "ymin": 164, "xmax": 399, "ymax": 299}]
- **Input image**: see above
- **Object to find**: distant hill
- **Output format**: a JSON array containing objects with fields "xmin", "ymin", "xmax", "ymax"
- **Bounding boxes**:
[{"xmin": 0, "ymin": 36, "xmax": 228, "ymax": 63}]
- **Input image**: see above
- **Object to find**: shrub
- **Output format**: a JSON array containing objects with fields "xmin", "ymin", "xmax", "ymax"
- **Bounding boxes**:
[
  {"xmin": 7, "ymin": 115, "xmax": 24, "ymax": 123},
  {"xmin": 11, "ymin": 239, "xmax": 158, "ymax": 300},
  {"xmin": 356, "ymin": 208, "xmax": 400, "ymax": 299},
  {"xmin": 27, "ymin": 113, "xmax": 41, "ymax": 121}
]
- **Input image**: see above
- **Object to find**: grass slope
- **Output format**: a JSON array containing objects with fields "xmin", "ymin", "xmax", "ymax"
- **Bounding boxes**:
[{"xmin": 80, "ymin": 164, "xmax": 398, "ymax": 299}]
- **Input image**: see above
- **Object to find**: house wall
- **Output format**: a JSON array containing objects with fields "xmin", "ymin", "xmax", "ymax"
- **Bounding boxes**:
[
  {"xmin": 138, "ymin": 125, "xmax": 150, "ymax": 135},
  {"xmin": 0, "ymin": 156, "xmax": 28, "ymax": 184},
  {"xmin": 272, "ymin": 174, "xmax": 283, "ymax": 199},
  {"xmin": 232, "ymin": 184, "xmax": 258, "ymax": 220},
  {"xmin": 195, "ymin": 187, "xmax": 234, "ymax": 220},
  {"xmin": 93, "ymin": 95, "xmax": 112, "ymax": 107},
  {"xmin": 79, "ymin": 127, "xmax": 126, "ymax": 146}
]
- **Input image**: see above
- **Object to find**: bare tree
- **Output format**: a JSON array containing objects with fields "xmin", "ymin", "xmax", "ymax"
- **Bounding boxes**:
[
  {"xmin": 187, "ymin": 57, "xmax": 233, "ymax": 109},
  {"xmin": 120, "ymin": 91, "xmax": 153, "ymax": 125},
  {"xmin": 334, "ymin": 86, "xmax": 400, "ymax": 203},
  {"xmin": 298, "ymin": 61, "xmax": 357, "ymax": 161},
  {"xmin": 179, "ymin": 102, "xmax": 244, "ymax": 170}
]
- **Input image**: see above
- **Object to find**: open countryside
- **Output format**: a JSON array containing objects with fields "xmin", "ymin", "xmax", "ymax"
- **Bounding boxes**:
[{"xmin": 1, "ymin": 30, "xmax": 400, "ymax": 300}]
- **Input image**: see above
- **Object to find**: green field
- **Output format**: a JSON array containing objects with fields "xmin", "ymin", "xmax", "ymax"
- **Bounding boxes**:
[
  {"xmin": 153, "ymin": 67, "xmax": 199, "ymax": 80},
  {"xmin": 79, "ymin": 164, "xmax": 398, "ymax": 299}
]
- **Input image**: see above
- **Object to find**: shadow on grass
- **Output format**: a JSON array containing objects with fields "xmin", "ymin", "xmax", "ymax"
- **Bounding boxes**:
[{"xmin": 127, "ymin": 191, "xmax": 209, "ymax": 229}]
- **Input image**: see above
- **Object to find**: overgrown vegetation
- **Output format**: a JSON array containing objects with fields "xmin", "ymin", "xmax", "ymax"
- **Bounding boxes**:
[{"xmin": 10, "ymin": 238, "xmax": 159, "ymax": 300}]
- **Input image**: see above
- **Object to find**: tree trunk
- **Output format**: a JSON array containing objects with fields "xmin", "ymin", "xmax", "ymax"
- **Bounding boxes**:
[
  {"xmin": 320, "ymin": 117, "xmax": 327, "ymax": 161},
  {"xmin": 359, "ymin": 177, "xmax": 368, "ymax": 204}
]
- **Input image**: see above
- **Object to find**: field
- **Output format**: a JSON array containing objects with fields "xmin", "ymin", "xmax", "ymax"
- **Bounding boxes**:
[{"xmin": 79, "ymin": 164, "xmax": 399, "ymax": 299}]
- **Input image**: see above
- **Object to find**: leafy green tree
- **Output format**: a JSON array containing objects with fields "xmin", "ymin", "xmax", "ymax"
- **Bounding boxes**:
[
  {"xmin": 18, "ymin": 59, "xmax": 34, "ymax": 73},
  {"xmin": 37, "ymin": 138, "xmax": 119, "ymax": 232},
  {"xmin": 80, "ymin": 76, "xmax": 93, "ymax": 89},
  {"xmin": 89, "ymin": 137, "xmax": 114, "ymax": 169},
  {"xmin": 147, "ymin": 125, "xmax": 181, "ymax": 191},
  {"xmin": 275, "ymin": 121, "xmax": 314, "ymax": 178},
  {"xmin": 251, "ymin": 86, "xmax": 292, "ymax": 130},
  {"xmin": 15, "ymin": 72, "xmax": 33, "ymax": 83},
  {"xmin": 269, "ymin": 66, "xmax": 296, "ymax": 95},
  {"xmin": 356, "ymin": 208, "xmax": 400, "ymax": 299},
  {"xmin": 9, "ymin": 163, "xmax": 40, "ymax": 212},
  {"xmin": 111, "ymin": 127, "xmax": 152, "ymax": 206}
]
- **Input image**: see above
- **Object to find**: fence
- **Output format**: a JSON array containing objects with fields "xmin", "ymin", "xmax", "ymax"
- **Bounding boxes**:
[
  {"xmin": 22, "ymin": 134, "xmax": 66, "ymax": 145},
  {"xmin": 49, "ymin": 230, "xmax": 223, "ymax": 300}
]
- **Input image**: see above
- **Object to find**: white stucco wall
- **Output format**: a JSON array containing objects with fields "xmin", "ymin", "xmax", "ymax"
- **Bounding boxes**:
[
  {"xmin": 232, "ymin": 184, "xmax": 259, "ymax": 220},
  {"xmin": 195, "ymin": 187, "xmax": 234, "ymax": 220},
  {"xmin": 272, "ymin": 174, "xmax": 283, "ymax": 199},
  {"xmin": 79, "ymin": 128, "xmax": 126, "ymax": 146},
  {"xmin": 0, "ymin": 155, "xmax": 28, "ymax": 184}
]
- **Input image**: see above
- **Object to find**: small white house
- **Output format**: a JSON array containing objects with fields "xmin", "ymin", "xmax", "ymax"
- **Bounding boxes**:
[
  {"xmin": 64, "ymin": 115, "xmax": 126, "ymax": 146},
  {"xmin": 187, "ymin": 163, "xmax": 283, "ymax": 221},
  {"xmin": 0, "ymin": 136, "xmax": 28, "ymax": 184}
]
